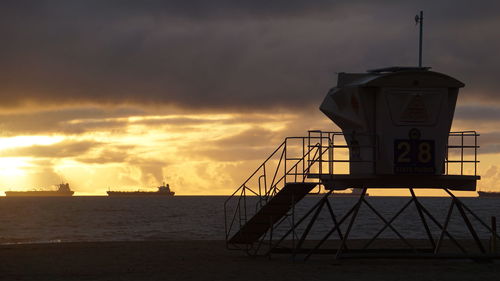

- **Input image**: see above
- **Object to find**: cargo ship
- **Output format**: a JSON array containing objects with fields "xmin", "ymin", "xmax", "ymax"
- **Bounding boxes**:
[
  {"xmin": 107, "ymin": 183, "xmax": 175, "ymax": 196},
  {"xmin": 477, "ymin": 191, "xmax": 500, "ymax": 198},
  {"xmin": 4, "ymin": 183, "xmax": 74, "ymax": 197}
]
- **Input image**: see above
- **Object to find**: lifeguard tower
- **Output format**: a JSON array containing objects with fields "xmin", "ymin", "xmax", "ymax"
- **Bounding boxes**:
[
  {"xmin": 224, "ymin": 65, "xmax": 500, "ymax": 260},
  {"xmin": 224, "ymin": 13, "xmax": 498, "ymax": 259},
  {"xmin": 317, "ymin": 67, "xmax": 477, "ymax": 190}
]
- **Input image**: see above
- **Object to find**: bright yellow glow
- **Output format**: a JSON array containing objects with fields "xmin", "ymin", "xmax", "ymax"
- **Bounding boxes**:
[
  {"xmin": 0, "ymin": 157, "xmax": 30, "ymax": 175},
  {"xmin": 0, "ymin": 108, "xmax": 497, "ymax": 197},
  {"xmin": 0, "ymin": 157, "xmax": 31, "ymax": 189},
  {"xmin": 0, "ymin": 136, "xmax": 64, "ymax": 150}
]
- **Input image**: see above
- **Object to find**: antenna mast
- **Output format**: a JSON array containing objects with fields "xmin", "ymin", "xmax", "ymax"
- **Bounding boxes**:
[{"xmin": 415, "ymin": 11, "xmax": 424, "ymax": 67}]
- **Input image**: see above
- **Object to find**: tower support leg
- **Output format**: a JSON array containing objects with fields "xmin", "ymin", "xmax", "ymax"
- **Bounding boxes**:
[
  {"xmin": 410, "ymin": 188, "xmax": 435, "ymax": 249},
  {"xmin": 444, "ymin": 189, "xmax": 486, "ymax": 254},
  {"xmin": 434, "ymin": 200, "xmax": 455, "ymax": 254},
  {"xmin": 335, "ymin": 187, "xmax": 367, "ymax": 259}
]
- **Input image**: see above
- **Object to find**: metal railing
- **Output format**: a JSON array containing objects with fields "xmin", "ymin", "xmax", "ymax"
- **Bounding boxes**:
[
  {"xmin": 223, "ymin": 137, "xmax": 322, "ymax": 248},
  {"xmin": 446, "ymin": 131, "xmax": 480, "ymax": 176},
  {"xmin": 223, "ymin": 131, "xmax": 376, "ymax": 249}
]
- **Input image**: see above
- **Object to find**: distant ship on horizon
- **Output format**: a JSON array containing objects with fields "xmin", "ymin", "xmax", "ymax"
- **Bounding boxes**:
[
  {"xmin": 107, "ymin": 183, "xmax": 175, "ymax": 196},
  {"xmin": 316, "ymin": 188, "xmax": 370, "ymax": 197},
  {"xmin": 333, "ymin": 188, "xmax": 370, "ymax": 197},
  {"xmin": 4, "ymin": 183, "xmax": 74, "ymax": 197},
  {"xmin": 477, "ymin": 191, "xmax": 500, "ymax": 198}
]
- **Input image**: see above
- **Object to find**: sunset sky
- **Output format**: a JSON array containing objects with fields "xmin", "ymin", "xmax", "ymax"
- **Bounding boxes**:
[{"xmin": 0, "ymin": 0, "xmax": 499, "ymax": 195}]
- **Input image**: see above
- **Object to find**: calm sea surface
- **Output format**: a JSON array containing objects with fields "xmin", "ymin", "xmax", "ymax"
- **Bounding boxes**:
[{"xmin": 0, "ymin": 196, "xmax": 499, "ymax": 244}]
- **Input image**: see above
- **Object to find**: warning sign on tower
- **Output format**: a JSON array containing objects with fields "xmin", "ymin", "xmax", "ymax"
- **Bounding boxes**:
[
  {"xmin": 399, "ymin": 94, "xmax": 428, "ymax": 122},
  {"xmin": 399, "ymin": 95, "xmax": 429, "ymax": 122}
]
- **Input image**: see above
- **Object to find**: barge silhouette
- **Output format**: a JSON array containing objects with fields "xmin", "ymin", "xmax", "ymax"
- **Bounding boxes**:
[
  {"xmin": 107, "ymin": 183, "xmax": 175, "ymax": 196},
  {"xmin": 5, "ymin": 183, "xmax": 74, "ymax": 197},
  {"xmin": 477, "ymin": 191, "xmax": 500, "ymax": 198}
]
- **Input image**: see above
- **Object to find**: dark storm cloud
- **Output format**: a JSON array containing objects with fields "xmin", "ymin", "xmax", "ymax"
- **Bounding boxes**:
[
  {"xmin": 182, "ymin": 146, "xmax": 273, "ymax": 162},
  {"xmin": 455, "ymin": 105, "xmax": 500, "ymax": 122},
  {"xmin": 0, "ymin": 140, "xmax": 101, "ymax": 158},
  {"xmin": 76, "ymin": 145, "xmax": 136, "ymax": 164},
  {"xmin": 479, "ymin": 132, "xmax": 500, "ymax": 155},
  {"xmin": 213, "ymin": 127, "xmax": 281, "ymax": 146},
  {"xmin": 178, "ymin": 127, "xmax": 279, "ymax": 161},
  {"xmin": 0, "ymin": 105, "xmax": 296, "ymax": 135},
  {"xmin": 0, "ymin": 107, "xmax": 143, "ymax": 135},
  {"xmin": 76, "ymin": 146, "xmax": 169, "ymax": 186},
  {"xmin": 0, "ymin": 0, "xmax": 500, "ymax": 110}
]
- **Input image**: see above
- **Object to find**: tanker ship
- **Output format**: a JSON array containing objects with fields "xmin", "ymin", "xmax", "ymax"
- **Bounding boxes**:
[
  {"xmin": 4, "ymin": 183, "xmax": 74, "ymax": 197},
  {"xmin": 333, "ymin": 188, "xmax": 370, "ymax": 197},
  {"xmin": 107, "ymin": 183, "xmax": 175, "ymax": 196},
  {"xmin": 477, "ymin": 191, "xmax": 500, "ymax": 198}
]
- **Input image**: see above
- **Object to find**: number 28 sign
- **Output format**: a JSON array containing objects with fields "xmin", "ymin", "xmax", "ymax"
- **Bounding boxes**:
[{"xmin": 394, "ymin": 139, "xmax": 435, "ymax": 174}]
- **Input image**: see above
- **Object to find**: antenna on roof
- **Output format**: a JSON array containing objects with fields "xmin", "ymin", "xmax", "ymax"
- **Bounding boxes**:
[{"xmin": 415, "ymin": 11, "xmax": 424, "ymax": 67}]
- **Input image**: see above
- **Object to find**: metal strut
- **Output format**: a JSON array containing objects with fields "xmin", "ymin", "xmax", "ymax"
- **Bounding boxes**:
[
  {"xmin": 335, "ymin": 187, "xmax": 368, "ymax": 259},
  {"xmin": 410, "ymin": 188, "xmax": 436, "ymax": 249}
]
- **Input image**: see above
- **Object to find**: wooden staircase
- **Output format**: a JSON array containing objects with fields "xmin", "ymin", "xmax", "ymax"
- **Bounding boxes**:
[{"xmin": 228, "ymin": 182, "xmax": 317, "ymax": 245}]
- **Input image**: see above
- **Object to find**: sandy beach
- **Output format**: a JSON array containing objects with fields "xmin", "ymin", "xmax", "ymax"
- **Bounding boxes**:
[{"xmin": 0, "ymin": 240, "xmax": 499, "ymax": 281}]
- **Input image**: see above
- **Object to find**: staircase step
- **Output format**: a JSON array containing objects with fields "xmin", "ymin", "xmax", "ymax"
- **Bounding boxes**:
[{"xmin": 229, "ymin": 182, "xmax": 317, "ymax": 244}]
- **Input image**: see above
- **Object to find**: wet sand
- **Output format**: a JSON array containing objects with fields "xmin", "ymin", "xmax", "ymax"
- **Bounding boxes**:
[{"xmin": 0, "ymin": 240, "xmax": 499, "ymax": 281}]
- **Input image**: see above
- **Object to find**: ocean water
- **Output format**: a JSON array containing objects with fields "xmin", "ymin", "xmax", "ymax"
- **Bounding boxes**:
[{"xmin": 0, "ymin": 196, "xmax": 499, "ymax": 244}]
